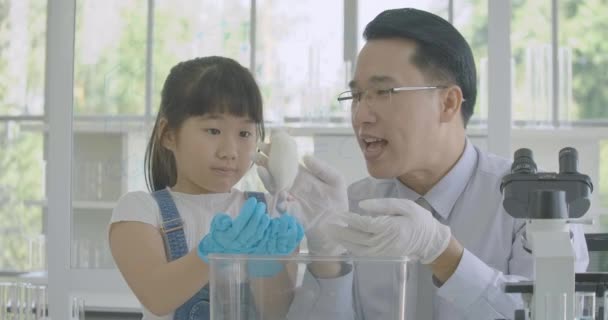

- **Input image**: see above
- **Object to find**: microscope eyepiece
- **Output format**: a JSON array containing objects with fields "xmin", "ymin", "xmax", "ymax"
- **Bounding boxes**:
[
  {"xmin": 559, "ymin": 147, "xmax": 579, "ymax": 174},
  {"xmin": 502, "ymin": 147, "xmax": 592, "ymax": 219},
  {"xmin": 511, "ymin": 148, "xmax": 537, "ymax": 174}
]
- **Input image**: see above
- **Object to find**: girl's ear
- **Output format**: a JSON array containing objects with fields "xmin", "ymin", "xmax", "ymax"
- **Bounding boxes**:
[{"xmin": 158, "ymin": 118, "xmax": 176, "ymax": 152}]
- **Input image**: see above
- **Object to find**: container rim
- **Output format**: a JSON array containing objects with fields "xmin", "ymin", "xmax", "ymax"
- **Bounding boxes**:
[{"xmin": 208, "ymin": 253, "xmax": 409, "ymax": 263}]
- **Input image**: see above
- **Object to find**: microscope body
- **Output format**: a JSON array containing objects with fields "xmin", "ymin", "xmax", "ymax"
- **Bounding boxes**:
[
  {"xmin": 526, "ymin": 217, "xmax": 575, "ymax": 319},
  {"xmin": 500, "ymin": 148, "xmax": 593, "ymax": 320}
]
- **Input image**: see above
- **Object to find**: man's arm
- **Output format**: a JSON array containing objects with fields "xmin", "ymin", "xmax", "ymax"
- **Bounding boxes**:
[
  {"xmin": 434, "ymin": 220, "xmax": 588, "ymax": 319},
  {"xmin": 286, "ymin": 264, "xmax": 355, "ymax": 320},
  {"xmin": 431, "ymin": 236, "xmax": 464, "ymax": 284}
]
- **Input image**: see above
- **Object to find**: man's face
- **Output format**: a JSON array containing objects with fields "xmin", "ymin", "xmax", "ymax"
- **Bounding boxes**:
[{"xmin": 351, "ymin": 38, "xmax": 446, "ymax": 179}]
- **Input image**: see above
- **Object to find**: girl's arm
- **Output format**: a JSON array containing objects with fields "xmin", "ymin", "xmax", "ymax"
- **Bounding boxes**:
[{"xmin": 109, "ymin": 221, "xmax": 208, "ymax": 316}]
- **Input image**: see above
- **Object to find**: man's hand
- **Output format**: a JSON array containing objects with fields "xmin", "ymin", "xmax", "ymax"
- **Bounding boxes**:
[
  {"xmin": 330, "ymin": 198, "xmax": 451, "ymax": 264},
  {"xmin": 257, "ymin": 155, "xmax": 347, "ymax": 255}
]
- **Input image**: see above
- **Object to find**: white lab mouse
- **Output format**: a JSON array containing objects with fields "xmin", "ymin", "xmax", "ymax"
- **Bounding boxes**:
[
  {"xmin": 262, "ymin": 129, "xmax": 299, "ymax": 215},
  {"xmin": 267, "ymin": 129, "xmax": 299, "ymax": 191}
]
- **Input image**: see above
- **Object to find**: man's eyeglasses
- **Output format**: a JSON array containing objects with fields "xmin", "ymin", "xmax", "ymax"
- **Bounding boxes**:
[{"xmin": 337, "ymin": 86, "xmax": 448, "ymax": 111}]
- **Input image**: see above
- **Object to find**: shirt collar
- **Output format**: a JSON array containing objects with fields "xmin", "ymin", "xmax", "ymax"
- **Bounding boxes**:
[{"xmin": 395, "ymin": 139, "xmax": 478, "ymax": 220}]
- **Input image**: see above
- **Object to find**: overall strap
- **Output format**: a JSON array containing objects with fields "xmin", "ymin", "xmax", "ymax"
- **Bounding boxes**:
[
  {"xmin": 151, "ymin": 189, "xmax": 188, "ymax": 261},
  {"xmin": 151, "ymin": 189, "xmax": 211, "ymax": 320}
]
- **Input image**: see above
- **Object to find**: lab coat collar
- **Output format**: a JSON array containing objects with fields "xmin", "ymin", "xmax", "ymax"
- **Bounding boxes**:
[{"xmin": 395, "ymin": 138, "xmax": 478, "ymax": 221}]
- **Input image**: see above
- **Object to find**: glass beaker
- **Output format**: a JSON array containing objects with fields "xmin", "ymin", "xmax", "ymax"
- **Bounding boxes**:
[
  {"xmin": 575, "ymin": 291, "xmax": 595, "ymax": 320},
  {"xmin": 71, "ymin": 296, "xmax": 85, "ymax": 320},
  {"xmin": 33, "ymin": 285, "xmax": 47, "ymax": 319}
]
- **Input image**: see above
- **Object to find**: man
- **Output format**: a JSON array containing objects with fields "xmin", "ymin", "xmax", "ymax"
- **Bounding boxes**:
[
  {"xmin": 257, "ymin": 8, "xmax": 588, "ymax": 320},
  {"xmin": 327, "ymin": 7, "xmax": 589, "ymax": 319}
]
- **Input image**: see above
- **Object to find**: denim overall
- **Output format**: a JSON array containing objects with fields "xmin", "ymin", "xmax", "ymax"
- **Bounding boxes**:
[{"xmin": 152, "ymin": 189, "xmax": 266, "ymax": 320}]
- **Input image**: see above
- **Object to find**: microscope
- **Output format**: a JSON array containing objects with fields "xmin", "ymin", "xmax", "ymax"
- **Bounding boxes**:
[{"xmin": 500, "ymin": 147, "xmax": 594, "ymax": 320}]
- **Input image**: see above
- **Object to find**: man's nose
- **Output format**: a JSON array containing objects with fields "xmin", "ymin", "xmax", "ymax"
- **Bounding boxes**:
[{"xmin": 352, "ymin": 98, "xmax": 377, "ymax": 126}]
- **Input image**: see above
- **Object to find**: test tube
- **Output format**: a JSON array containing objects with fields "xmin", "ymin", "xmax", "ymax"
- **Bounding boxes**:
[{"xmin": 0, "ymin": 282, "xmax": 11, "ymax": 319}]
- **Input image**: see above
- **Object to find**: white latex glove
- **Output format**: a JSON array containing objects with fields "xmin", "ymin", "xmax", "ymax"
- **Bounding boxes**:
[
  {"xmin": 330, "ymin": 198, "xmax": 451, "ymax": 264},
  {"xmin": 257, "ymin": 154, "xmax": 348, "ymax": 256}
]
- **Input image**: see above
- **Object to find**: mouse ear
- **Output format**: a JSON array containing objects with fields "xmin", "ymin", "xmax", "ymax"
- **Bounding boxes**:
[
  {"xmin": 257, "ymin": 141, "xmax": 271, "ymax": 156},
  {"xmin": 253, "ymin": 150, "xmax": 269, "ymax": 168}
]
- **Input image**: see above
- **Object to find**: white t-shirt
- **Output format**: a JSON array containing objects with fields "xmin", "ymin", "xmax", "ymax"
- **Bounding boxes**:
[{"xmin": 109, "ymin": 187, "xmax": 273, "ymax": 320}]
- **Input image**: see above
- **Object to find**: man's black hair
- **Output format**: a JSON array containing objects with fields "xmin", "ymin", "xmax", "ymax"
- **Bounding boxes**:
[{"xmin": 364, "ymin": 8, "xmax": 477, "ymax": 127}]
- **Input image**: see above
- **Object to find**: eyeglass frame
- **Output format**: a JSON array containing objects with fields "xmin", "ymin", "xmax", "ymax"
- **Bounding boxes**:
[{"xmin": 337, "ymin": 85, "xmax": 465, "ymax": 110}]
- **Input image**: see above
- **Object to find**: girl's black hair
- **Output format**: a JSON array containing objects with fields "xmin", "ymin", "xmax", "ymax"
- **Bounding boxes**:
[{"xmin": 144, "ymin": 56, "xmax": 264, "ymax": 191}]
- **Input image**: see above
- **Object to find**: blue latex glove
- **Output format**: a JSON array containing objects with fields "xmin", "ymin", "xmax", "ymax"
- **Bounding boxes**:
[
  {"xmin": 215, "ymin": 197, "xmax": 270, "ymax": 250},
  {"xmin": 247, "ymin": 213, "xmax": 305, "ymax": 277},
  {"xmin": 197, "ymin": 197, "xmax": 271, "ymax": 262},
  {"xmin": 254, "ymin": 214, "xmax": 304, "ymax": 254},
  {"xmin": 275, "ymin": 214, "xmax": 305, "ymax": 254}
]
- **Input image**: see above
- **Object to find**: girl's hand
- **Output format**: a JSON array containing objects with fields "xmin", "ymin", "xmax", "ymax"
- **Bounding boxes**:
[{"xmin": 197, "ymin": 197, "xmax": 270, "ymax": 262}]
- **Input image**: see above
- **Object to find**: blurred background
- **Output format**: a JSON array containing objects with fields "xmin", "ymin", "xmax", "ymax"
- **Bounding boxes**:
[{"xmin": 1, "ymin": 0, "xmax": 608, "ymax": 318}]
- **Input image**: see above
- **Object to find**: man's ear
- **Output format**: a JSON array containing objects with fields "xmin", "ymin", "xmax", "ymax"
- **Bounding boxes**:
[
  {"xmin": 439, "ymin": 85, "xmax": 464, "ymax": 124},
  {"xmin": 158, "ymin": 118, "xmax": 176, "ymax": 152}
]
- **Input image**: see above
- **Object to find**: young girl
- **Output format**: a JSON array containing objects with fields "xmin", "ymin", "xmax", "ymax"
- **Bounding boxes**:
[{"xmin": 109, "ymin": 56, "xmax": 303, "ymax": 320}]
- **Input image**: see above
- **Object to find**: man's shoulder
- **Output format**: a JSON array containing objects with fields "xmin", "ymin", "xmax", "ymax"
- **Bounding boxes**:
[{"xmin": 475, "ymin": 147, "xmax": 513, "ymax": 180}]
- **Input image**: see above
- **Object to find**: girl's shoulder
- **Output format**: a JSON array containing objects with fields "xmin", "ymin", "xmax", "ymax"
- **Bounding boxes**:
[{"xmin": 110, "ymin": 191, "xmax": 161, "ymax": 227}]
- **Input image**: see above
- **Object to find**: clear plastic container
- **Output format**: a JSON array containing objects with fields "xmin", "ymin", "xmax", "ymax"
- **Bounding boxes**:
[{"xmin": 209, "ymin": 254, "xmax": 408, "ymax": 320}]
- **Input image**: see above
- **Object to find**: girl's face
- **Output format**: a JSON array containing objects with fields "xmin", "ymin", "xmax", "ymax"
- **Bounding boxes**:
[{"xmin": 163, "ymin": 113, "xmax": 258, "ymax": 194}]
